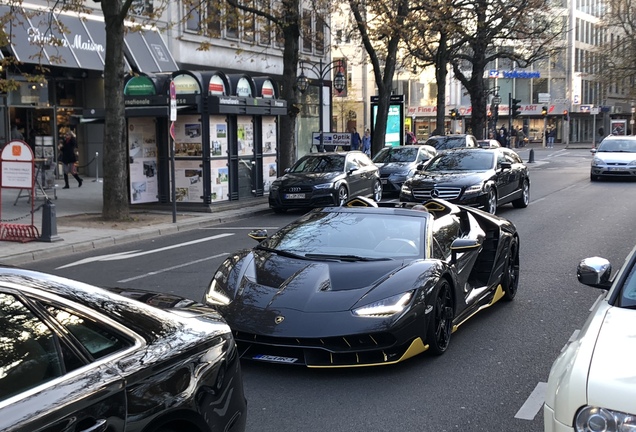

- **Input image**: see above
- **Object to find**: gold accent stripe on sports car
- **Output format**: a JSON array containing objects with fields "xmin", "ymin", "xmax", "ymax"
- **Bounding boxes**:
[
  {"xmin": 452, "ymin": 284, "xmax": 505, "ymax": 333},
  {"xmin": 308, "ymin": 338, "xmax": 429, "ymax": 369}
]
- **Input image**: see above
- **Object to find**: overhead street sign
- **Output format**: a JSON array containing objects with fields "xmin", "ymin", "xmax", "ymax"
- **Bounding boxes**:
[{"xmin": 492, "ymin": 97, "xmax": 502, "ymax": 105}]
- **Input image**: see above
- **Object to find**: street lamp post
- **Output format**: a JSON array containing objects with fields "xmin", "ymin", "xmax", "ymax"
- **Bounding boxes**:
[{"xmin": 297, "ymin": 59, "xmax": 347, "ymax": 152}]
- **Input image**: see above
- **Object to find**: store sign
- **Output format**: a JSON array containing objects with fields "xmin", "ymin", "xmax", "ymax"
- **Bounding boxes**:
[
  {"xmin": 124, "ymin": 76, "xmax": 156, "ymax": 96},
  {"xmin": 173, "ymin": 74, "xmax": 201, "ymax": 95},
  {"xmin": 1, "ymin": 140, "xmax": 34, "ymax": 188},
  {"xmin": 27, "ymin": 28, "xmax": 105, "ymax": 53},
  {"xmin": 261, "ymin": 80, "xmax": 275, "ymax": 98},
  {"xmin": 236, "ymin": 77, "xmax": 252, "ymax": 97},
  {"xmin": 208, "ymin": 75, "xmax": 226, "ymax": 96}
]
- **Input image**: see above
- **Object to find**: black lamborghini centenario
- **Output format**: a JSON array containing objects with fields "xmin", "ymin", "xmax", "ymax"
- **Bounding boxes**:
[{"xmin": 204, "ymin": 197, "xmax": 520, "ymax": 368}]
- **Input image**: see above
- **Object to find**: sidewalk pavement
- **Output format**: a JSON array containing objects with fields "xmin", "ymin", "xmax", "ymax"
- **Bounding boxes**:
[
  {"xmin": 1, "ymin": 176, "xmax": 270, "ymax": 267},
  {"xmin": 0, "ymin": 140, "xmax": 592, "ymax": 267}
]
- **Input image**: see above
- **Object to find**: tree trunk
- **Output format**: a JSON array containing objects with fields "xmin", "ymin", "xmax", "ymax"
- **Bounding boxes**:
[
  {"xmin": 278, "ymin": 14, "xmax": 301, "ymax": 172},
  {"xmin": 101, "ymin": 2, "xmax": 129, "ymax": 220}
]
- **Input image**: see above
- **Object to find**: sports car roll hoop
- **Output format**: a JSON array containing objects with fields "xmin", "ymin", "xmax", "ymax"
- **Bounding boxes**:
[{"xmin": 204, "ymin": 198, "xmax": 520, "ymax": 368}]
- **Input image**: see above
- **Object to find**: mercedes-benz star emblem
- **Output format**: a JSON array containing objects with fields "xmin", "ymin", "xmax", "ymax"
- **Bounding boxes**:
[
  {"xmin": 431, "ymin": 188, "xmax": 440, "ymax": 198},
  {"xmin": 275, "ymin": 316, "xmax": 285, "ymax": 324}
]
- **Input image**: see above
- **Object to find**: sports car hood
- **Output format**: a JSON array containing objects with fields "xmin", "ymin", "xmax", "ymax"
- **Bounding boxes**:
[
  {"xmin": 413, "ymin": 171, "xmax": 490, "ymax": 186},
  {"xmin": 236, "ymin": 251, "xmax": 406, "ymax": 313},
  {"xmin": 586, "ymin": 306, "xmax": 636, "ymax": 414},
  {"xmin": 279, "ymin": 172, "xmax": 341, "ymax": 186}
]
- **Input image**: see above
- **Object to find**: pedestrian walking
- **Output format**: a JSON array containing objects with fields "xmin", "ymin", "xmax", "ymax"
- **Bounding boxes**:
[
  {"xmin": 59, "ymin": 130, "xmax": 83, "ymax": 189},
  {"xmin": 361, "ymin": 129, "xmax": 371, "ymax": 156},
  {"xmin": 350, "ymin": 127, "xmax": 361, "ymax": 151}
]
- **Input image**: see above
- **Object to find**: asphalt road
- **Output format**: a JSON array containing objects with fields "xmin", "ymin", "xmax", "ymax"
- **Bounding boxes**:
[{"xmin": 25, "ymin": 148, "xmax": 636, "ymax": 432}]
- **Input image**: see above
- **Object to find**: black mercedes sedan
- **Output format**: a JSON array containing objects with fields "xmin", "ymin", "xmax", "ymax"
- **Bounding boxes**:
[
  {"xmin": 268, "ymin": 151, "xmax": 382, "ymax": 212},
  {"xmin": 0, "ymin": 267, "xmax": 246, "ymax": 432},
  {"xmin": 399, "ymin": 147, "xmax": 529, "ymax": 214},
  {"xmin": 372, "ymin": 145, "xmax": 437, "ymax": 195}
]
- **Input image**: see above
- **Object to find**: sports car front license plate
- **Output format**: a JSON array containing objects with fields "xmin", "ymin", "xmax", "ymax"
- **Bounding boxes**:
[
  {"xmin": 284, "ymin": 193, "xmax": 305, "ymax": 199},
  {"xmin": 253, "ymin": 354, "xmax": 298, "ymax": 364}
]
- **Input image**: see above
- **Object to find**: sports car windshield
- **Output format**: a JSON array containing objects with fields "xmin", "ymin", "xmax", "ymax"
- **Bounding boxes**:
[
  {"xmin": 290, "ymin": 155, "xmax": 345, "ymax": 173},
  {"xmin": 425, "ymin": 152, "xmax": 495, "ymax": 172},
  {"xmin": 260, "ymin": 211, "xmax": 427, "ymax": 259},
  {"xmin": 597, "ymin": 140, "xmax": 636, "ymax": 153},
  {"xmin": 373, "ymin": 147, "xmax": 419, "ymax": 163}
]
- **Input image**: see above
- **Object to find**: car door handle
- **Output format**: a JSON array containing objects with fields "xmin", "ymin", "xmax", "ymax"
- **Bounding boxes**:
[{"xmin": 80, "ymin": 419, "xmax": 108, "ymax": 432}]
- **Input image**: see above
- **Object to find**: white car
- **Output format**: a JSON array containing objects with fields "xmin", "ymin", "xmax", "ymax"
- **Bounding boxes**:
[
  {"xmin": 590, "ymin": 135, "xmax": 636, "ymax": 181},
  {"xmin": 544, "ymin": 245, "xmax": 636, "ymax": 432}
]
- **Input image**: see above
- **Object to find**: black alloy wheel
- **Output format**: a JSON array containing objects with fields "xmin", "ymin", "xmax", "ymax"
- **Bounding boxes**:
[
  {"xmin": 486, "ymin": 188, "xmax": 497, "ymax": 214},
  {"xmin": 512, "ymin": 179, "xmax": 529, "ymax": 208},
  {"xmin": 426, "ymin": 279, "xmax": 454, "ymax": 355},
  {"xmin": 373, "ymin": 180, "xmax": 383, "ymax": 202},
  {"xmin": 501, "ymin": 237, "xmax": 520, "ymax": 301},
  {"xmin": 337, "ymin": 185, "xmax": 349, "ymax": 205}
]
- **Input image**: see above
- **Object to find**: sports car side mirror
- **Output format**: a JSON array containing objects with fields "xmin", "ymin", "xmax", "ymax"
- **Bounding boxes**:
[
  {"xmin": 248, "ymin": 229, "xmax": 268, "ymax": 241},
  {"xmin": 450, "ymin": 238, "xmax": 481, "ymax": 263},
  {"xmin": 499, "ymin": 161, "xmax": 512, "ymax": 170},
  {"xmin": 577, "ymin": 257, "xmax": 612, "ymax": 290}
]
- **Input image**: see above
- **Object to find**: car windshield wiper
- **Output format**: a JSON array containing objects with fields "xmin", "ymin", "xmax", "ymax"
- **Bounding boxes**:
[
  {"xmin": 304, "ymin": 253, "xmax": 391, "ymax": 262},
  {"xmin": 255, "ymin": 245, "xmax": 308, "ymax": 260}
]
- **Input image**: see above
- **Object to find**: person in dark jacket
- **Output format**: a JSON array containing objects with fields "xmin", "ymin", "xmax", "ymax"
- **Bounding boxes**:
[{"xmin": 59, "ymin": 131, "xmax": 82, "ymax": 188}]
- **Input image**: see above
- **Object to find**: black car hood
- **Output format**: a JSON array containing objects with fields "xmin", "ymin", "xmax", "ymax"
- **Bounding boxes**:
[
  {"xmin": 237, "ymin": 251, "xmax": 405, "ymax": 313},
  {"xmin": 377, "ymin": 162, "xmax": 413, "ymax": 173},
  {"xmin": 413, "ymin": 171, "xmax": 491, "ymax": 186},
  {"xmin": 280, "ymin": 172, "xmax": 340, "ymax": 185}
]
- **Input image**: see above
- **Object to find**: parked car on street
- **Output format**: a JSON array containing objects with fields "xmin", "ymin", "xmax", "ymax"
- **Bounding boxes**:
[
  {"xmin": 204, "ymin": 197, "xmax": 520, "ymax": 367},
  {"xmin": 399, "ymin": 147, "xmax": 530, "ymax": 214},
  {"xmin": 268, "ymin": 151, "xmax": 382, "ymax": 212},
  {"xmin": 590, "ymin": 135, "xmax": 636, "ymax": 181},
  {"xmin": 424, "ymin": 134, "xmax": 479, "ymax": 151},
  {"xmin": 477, "ymin": 139, "xmax": 501, "ymax": 148},
  {"xmin": 0, "ymin": 267, "xmax": 247, "ymax": 432},
  {"xmin": 372, "ymin": 144, "xmax": 437, "ymax": 195},
  {"xmin": 544, "ymin": 244, "xmax": 636, "ymax": 432}
]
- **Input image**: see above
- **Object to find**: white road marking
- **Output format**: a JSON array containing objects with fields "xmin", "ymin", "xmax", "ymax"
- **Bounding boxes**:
[
  {"xmin": 56, "ymin": 233, "xmax": 235, "ymax": 269},
  {"xmin": 515, "ymin": 382, "xmax": 547, "ymax": 420},
  {"xmin": 118, "ymin": 253, "xmax": 229, "ymax": 283}
]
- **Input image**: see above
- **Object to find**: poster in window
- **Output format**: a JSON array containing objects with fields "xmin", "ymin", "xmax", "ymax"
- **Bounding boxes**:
[
  {"xmin": 128, "ymin": 118, "xmax": 158, "ymax": 203},
  {"xmin": 174, "ymin": 115, "xmax": 203, "ymax": 157},
  {"xmin": 210, "ymin": 159, "xmax": 228, "ymax": 202},
  {"xmin": 237, "ymin": 117, "xmax": 254, "ymax": 156},
  {"xmin": 210, "ymin": 116, "xmax": 228, "ymax": 156},
  {"xmin": 173, "ymin": 160, "xmax": 204, "ymax": 202},
  {"xmin": 262, "ymin": 155, "xmax": 277, "ymax": 193},
  {"xmin": 263, "ymin": 116, "xmax": 277, "ymax": 154}
]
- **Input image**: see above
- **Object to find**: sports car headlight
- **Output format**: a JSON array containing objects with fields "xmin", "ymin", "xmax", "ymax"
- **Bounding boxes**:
[
  {"xmin": 205, "ymin": 277, "xmax": 231, "ymax": 306},
  {"xmin": 464, "ymin": 183, "xmax": 485, "ymax": 194},
  {"xmin": 575, "ymin": 406, "xmax": 636, "ymax": 432},
  {"xmin": 353, "ymin": 291, "xmax": 414, "ymax": 317},
  {"xmin": 314, "ymin": 183, "xmax": 333, "ymax": 190}
]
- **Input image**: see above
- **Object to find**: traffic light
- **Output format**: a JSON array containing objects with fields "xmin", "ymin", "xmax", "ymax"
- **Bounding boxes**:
[
  {"xmin": 541, "ymin": 106, "xmax": 548, "ymax": 117},
  {"xmin": 563, "ymin": 110, "xmax": 569, "ymax": 121},
  {"xmin": 511, "ymin": 98, "xmax": 522, "ymax": 118},
  {"xmin": 450, "ymin": 108, "xmax": 458, "ymax": 119}
]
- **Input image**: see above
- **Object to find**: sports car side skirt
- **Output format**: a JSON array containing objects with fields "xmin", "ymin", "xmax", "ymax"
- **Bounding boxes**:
[{"xmin": 452, "ymin": 284, "xmax": 505, "ymax": 333}]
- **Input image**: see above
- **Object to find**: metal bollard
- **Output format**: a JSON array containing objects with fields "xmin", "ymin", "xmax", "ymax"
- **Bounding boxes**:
[
  {"xmin": 93, "ymin": 151, "xmax": 103, "ymax": 183},
  {"xmin": 528, "ymin": 149, "xmax": 535, "ymax": 164},
  {"xmin": 40, "ymin": 199, "xmax": 62, "ymax": 242}
]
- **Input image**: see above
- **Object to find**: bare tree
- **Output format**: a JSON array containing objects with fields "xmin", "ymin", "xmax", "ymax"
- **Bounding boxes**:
[
  {"xmin": 446, "ymin": 0, "xmax": 564, "ymax": 139},
  {"xmin": 348, "ymin": 0, "xmax": 412, "ymax": 156},
  {"xmin": 598, "ymin": 0, "xmax": 636, "ymax": 100}
]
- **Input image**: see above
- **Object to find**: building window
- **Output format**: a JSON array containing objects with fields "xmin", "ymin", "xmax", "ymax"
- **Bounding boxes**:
[
  {"xmin": 242, "ymin": 0, "xmax": 255, "ymax": 43},
  {"xmin": 302, "ymin": 9, "xmax": 312, "ymax": 52},
  {"xmin": 258, "ymin": 0, "xmax": 271, "ymax": 46},
  {"xmin": 316, "ymin": 14, "xmax": 325, "ymax": 54}
]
